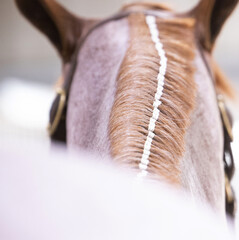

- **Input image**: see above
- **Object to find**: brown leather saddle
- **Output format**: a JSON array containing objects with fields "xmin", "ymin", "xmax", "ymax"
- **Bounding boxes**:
[{"xmin": 47, "ymin": 10, "xmax": 236, "ymax": 220}]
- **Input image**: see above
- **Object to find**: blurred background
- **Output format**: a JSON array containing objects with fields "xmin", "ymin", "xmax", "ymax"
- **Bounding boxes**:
[{"xmin": 0, "ymin": 0, "xmax": 239, "ymax": 228}]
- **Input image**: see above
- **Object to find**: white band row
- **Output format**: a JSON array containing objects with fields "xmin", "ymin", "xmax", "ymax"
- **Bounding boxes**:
[{"xmin": 137, "ymin": 15, "xmax": 168, "ymax": 180}]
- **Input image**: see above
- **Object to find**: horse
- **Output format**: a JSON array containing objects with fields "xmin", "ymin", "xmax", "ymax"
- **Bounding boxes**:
[{"xmin": 15, "ymin": 0, "xmax": 238, "ymax": 221}]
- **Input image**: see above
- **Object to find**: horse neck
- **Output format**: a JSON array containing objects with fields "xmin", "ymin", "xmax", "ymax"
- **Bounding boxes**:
[
  {"xmin": 67, "ymin": 18, "xmax": 129, "ymax": 158},
  {"xmin": 181, "ymin": 50, "xmax": 225, "ymax": 217},
  {"xmin": 66, "ymin": 15, "xmax": 224, "ymax": 217}
]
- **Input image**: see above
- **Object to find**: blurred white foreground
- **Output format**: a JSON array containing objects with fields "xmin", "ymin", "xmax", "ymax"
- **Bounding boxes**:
[{"xmin": 0, "ymin": 144, "xmax": 236, "ymax": 240}]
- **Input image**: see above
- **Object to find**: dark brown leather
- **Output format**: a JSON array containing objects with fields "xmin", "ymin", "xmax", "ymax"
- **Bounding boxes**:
[
  {"xmin": 222, "ymin": 109, "xmax": 236, "ymax": 219},
  {"xmin": 50, "ymin": 94, "xmax": 67, "ymax": 142}
]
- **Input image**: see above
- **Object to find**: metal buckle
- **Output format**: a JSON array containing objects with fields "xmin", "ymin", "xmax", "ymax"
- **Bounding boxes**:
[
  {"xmin": 218, "ymin": 95, "xmax": 233, "ymax": 142},
  {"xmin": 47, "ymin": 88, "xmax": 66, "ymax": 136}
]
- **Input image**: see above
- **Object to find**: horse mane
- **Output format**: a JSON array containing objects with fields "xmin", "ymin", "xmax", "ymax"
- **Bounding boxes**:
[
  {"xmin": 109, "ymin": 13, "xmax": 196, "ymax": 184},
  {"xmin": 122, "ymin": 2, "xmax": 235, "ymax": 100}
]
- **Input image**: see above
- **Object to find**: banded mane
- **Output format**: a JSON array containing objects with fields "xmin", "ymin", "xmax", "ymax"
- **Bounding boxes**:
[{"xmin": 110, "ymin": 13, "xmax": 196, "ymax": 183}]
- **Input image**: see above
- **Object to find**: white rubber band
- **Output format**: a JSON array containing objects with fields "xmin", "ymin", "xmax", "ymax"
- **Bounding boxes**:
[{"xmin": 137, "ymin": 15, "xmax": 168, "ymax": 180}]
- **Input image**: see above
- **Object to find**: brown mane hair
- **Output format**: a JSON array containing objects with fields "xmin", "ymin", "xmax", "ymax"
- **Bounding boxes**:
[{"xmin": 109, "ymin": 13, "xmax": 196, "ymax": 184}]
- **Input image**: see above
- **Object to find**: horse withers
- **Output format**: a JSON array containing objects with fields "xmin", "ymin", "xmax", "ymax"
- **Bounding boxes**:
[{"xmin": 15, "ymin": 0, "xmax": 238, "ymax": 221}]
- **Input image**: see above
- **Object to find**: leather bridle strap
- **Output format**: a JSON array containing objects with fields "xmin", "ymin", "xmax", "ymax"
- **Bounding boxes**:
[{"xmin": 218, "ymin": 95, "xmax": 237, "ymax": 219}]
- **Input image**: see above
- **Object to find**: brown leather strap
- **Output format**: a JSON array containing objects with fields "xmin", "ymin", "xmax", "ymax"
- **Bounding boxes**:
[{"xmin": 218, "ymin": 96, "xmax": 237, "ymax": 219}]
